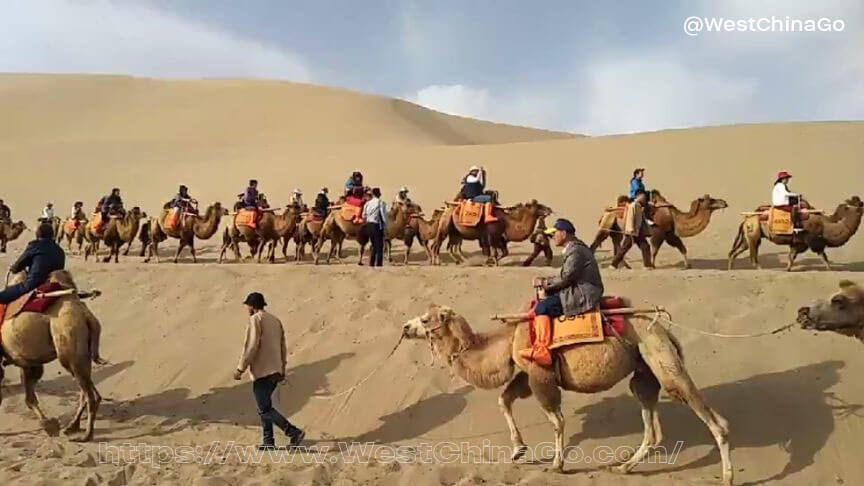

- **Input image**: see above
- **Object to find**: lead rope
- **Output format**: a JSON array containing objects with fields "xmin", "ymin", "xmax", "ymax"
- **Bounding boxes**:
[{"xmin": 650, "ymin": 306, "xmax": 794, "ymax": 338}]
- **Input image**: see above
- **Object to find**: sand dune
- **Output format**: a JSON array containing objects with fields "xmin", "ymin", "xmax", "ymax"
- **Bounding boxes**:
[{"xmin": 0, "ymin": 75, "xmax": 862, "ymax": 485}]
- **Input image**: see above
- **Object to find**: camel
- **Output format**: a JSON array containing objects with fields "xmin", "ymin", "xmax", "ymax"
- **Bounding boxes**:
[
  {"xmin": 59, "ymin": 218, "xmax": 86, "ymax": 254},
  {"xmin": 402, "ymin": 304, "xmax": 732, "ymax": 484},
  {"xmin": 383, "ymin": 202, "xmax": 423, "ymax": 264},
  {"xmin": 798, "ymin": 280, "xmax": 864, "ymax": 342},
  {"xmin": 219, "ymin": 206, "xmax": 302, "ymax": 263},
  {"xmin": 728, "ymin": 196, "xmax": 863, "ymax": 271},
  {"xmin": 313, "ymin": 202, "xmax": 417, "ymax": 265},
  {"xmin": 100, "ymin": 207, "xmax": 146, "ymax": 263},
  {"xmin": 82, "ymin": 219, "xmax": 105, "ymax": 262},
  {"xmin": 291, "ymin": 215, "xmax": 325, "ymax": 263},
  {"xmin": 406, "ymin": 209, "xmax": 445, "ymax": 264},
  {"xmin": 431, "ymin": 200, "xmax": 552, "ymax": 266},
  {"xmin": 1, "ymin": 270, "xmax": 105, "ymax": 441},
  {"xmin": 591, "ymin": 191, "xmax": 728, "ymax": 269},
  {"xmin": 0, "ymin": 221, "xmax": 28, "ymax": 253},
  {"xmin": 144, "ymin": 202, "xmax": 227, "ymax": 263}
]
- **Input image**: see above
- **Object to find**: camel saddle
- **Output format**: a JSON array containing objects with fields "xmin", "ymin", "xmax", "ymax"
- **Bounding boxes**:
[
  {"xmin": 64, "ymin": 219, "xmax": 81, "ymax": 233},
  {"xmin": 89, "ymin": 213, "xmax": 104, "ymax": 234},
  {"xmin": 165, "ymin": 208, "xmax": 182, "ymax": 231},
  {"xmin": 528, "ymin": 297, "xmax": 629, "ymax": 350},
  {"xmin": 0, "ymin": 281, "xmax": 68, "ymax": 343},
  {"xmin": 453, "ymin": 200, "xmax": 498, "ymax": 227},
  {"xmin": 340, "ymin": 205, "xmax": 364, "ymax": 224},
  {"xmin": 301, "ymin": 212, "xmax": 324, "ymax": 223},
  {"xmin": 235, "ymin": 209, "xmax": 258, "ymax": 229}
]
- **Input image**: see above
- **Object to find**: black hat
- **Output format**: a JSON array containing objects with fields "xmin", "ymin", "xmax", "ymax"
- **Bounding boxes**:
[{"xmin": 243, "ymin": 292, "xmax": 267, "ymax": 308}]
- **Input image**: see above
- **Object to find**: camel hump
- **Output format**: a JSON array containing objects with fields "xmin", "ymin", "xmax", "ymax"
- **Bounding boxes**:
[{"xmin": 48, "ymin": 270, "xmax": 77, "ymax": 290}]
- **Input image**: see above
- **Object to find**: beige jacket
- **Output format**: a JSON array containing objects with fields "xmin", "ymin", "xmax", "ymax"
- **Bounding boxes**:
[
  {"xmin": 623, "ymin": 201, "xmax": 648, "ymax": 237},
  {"xmin": 237, "ymin": 310, "xmax": 287, "ymax": 380}
]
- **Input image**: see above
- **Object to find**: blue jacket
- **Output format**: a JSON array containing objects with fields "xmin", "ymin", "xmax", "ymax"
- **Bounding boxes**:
[
  {"xmin": 10, "ymin": 238, "xmax": 66, "ymax": 286},
  {"xmin": 243, "ymin": 186, "xmax": 259, "ymax": 208},
  {"xmin": 629, "ymin": 178, "xmax": 646, "ymax": 200}
]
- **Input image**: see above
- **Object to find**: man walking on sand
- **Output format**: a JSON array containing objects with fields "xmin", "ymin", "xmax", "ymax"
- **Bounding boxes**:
[{"xmin": 234, "ymin": 292, "xmax": 305, "ymax": 450}]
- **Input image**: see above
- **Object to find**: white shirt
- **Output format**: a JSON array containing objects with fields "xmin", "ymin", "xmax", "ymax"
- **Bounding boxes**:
[
  {"xmin": 42, "ymin": 207, "xmax": 54, "ymax": 220},
  {"xmin": 772, "ymin": 182, "xmax": 797, "ymax": 206},
  {"xmin": 465, "ymin": 172, "xmax": 485, "ymax": 185},
  {"xmin": 362, "ymin": 197, "xmax": 388, "ymax": 226}
]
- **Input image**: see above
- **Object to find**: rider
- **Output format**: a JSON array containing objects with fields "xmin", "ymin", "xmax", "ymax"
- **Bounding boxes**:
[
  {"xmin": 394, "ymin": 186, "xmax": 411, "ymax": 206},
  {"xmin": 171, "ymin": 185, "xmax": 195, "ymax": 212},
  {"xmin": 313, "ymin": 187, "xmax": 330, "ymax": 219},
  {"xmin": 772, "ymin": 171, "xmax": 802, "ymax": 231},
  {"xmin": 289, "ymin": 189, "xmax": 305, "ymax": 209},
  {"xmin": 40, "ymin": 202, "xmax": 55, "ymax": 223},
  {"xmin": 520, "ymin": 218, "xmax": 604, "ymax": 366},
  {"xmin": 460, "ymin": 165, "xmax": 488, "ymax": 202},
  {"xmin": 345, "ymin": 171, "xmax": 364, "ymax": 196},
  {"xmin": 0, "ymin": 223, "xmax": 65, "ymax": 305},
  {"xmin": 98, "ymin": 188, "xmax": 124, "ymax": 227},
  {"xmin": 70, "ymin": 201, "xmax": 86, "ymax": 229},
  {"xmin": 0, "ymin": 199, "xmax": 10, "ymax": 223},
  {"xmin": 243, "ymin": 180, "xmax": 259, "ymax": 210}
]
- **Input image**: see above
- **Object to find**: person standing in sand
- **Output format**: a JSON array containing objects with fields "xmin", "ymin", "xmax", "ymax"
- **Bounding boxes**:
[
  {"xmin": 362, "ymin": 187, "xmax": 388, "ymax": 267},
  {"xmin": 234, "ymin": 292, "xmax": 305, "ymax": 450},
  {"xmin": 610, "ymin": 189, "xmax": 654, "ymax": 270}
]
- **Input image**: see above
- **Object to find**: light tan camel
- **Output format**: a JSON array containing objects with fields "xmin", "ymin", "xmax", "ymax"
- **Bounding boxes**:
[
  {"xmin": 402, "ymin": 304, "xmax": 732, "ymax": 484},
  {"xmin": 406, "ymin": 209, "xmax": 444, "ymax": 264},
  {"xmin": 0, "ymin": 221, "xmax": 28, "ymax": 254},
  {"xmin": 591, "ymin": 191, "xmax": 728, "ymax": 269},
  {"xmin": 101, "ymin": 207, "xmax": 146, "ymax": 263},
  {"xmin": 728, "ymin": 196, "xmax": 863, "ymax": 271},
  {"xmin": 145, "ymin": 202, "xmax": 226, "ymax": 263},
  {"xmin": 83, "ymin": 216, "xmax": 113, "ymax": 262},
  {"xmin": 1, "ymin": 270, "xmax": 105, "ymax": 441},
  {"xmin": 219, "ymin": 206, "xmax": 303, "ymax": 263},
  {"xmin": 798, "ymin": 280, "xmax": 864, "ymax": 342},
  {"xmin": 431, "ymin": 200, "xmax": 552, "ymax": 266},
  {"xmin": 59, "ymin": 218, "xmax": 86, "ymax": 254},
  {"xmin": 383, "ymin": 202, "xmax": 423, "ymax": 264}
]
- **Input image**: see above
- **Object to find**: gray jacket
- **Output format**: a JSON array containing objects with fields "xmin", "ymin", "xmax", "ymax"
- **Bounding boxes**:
[{"xmin": 544, "ymin": 239, "xmax": 604, "ymax": 316}]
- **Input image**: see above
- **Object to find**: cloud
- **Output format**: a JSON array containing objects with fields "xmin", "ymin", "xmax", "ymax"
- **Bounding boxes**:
[{"xmin": 0, "ymin": 0, "xmax": 310, "ymax": 80}]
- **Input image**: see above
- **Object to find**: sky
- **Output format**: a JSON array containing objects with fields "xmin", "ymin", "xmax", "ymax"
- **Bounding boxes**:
[{"xmin": 1, "ymin": 0, "xmax": 861, "ymax": 135}]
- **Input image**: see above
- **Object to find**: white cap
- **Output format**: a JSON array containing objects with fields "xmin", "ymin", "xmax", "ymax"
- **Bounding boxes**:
[
  {"xmin": 321, "ymin": 187, "xmax": 328, "ymax": 192},
  {"xmin": 400, "ymin": 186, "xmax": 408, "ymax": 192},
  {"xmin": 469, "ymin": 165, "xmax": 480, "ymax": 171},
  {"xmin": 293, "ymin": 188, "xmax": 302, "ymax": 194}
]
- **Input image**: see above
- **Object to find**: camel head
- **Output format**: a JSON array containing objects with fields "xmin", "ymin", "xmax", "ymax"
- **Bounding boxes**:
[
  {"xmin": 403, "ymin": 305, "xmax": 479, "ymax": 351},
  {"xmin": 699, "ymin": 194, "xmax": 729, "ymax": 212},
  {"xmin": 128, "ymin": 207, "xmax": 146, "ymax": 220},
  {"xmin": 504, "ymin": 200, "xmax": 553, "ymax": 218},
  {"xmin": 8, "ymin": 221, "xmax": 28, "ymax": 239},
  {"xmin": 798, "ymin": 280, "xmax": 864, "ymax": 341}
]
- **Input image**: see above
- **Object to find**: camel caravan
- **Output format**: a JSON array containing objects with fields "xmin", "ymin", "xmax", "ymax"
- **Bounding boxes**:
[{"xmin": 7, "ymin": 168, "xmax": 857, "ymax": 270}]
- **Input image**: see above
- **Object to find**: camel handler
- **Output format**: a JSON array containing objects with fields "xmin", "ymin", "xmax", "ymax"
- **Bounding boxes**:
[
  {"xmin": 522, "ymin": 217, "xmax": 553, "ymax": 267},
  {"xmin": 520, "ymin": 218, "xmax": 604, "ymax": 366},
  {"xmin": 610, "ymin": 189, "xmax": 654, "ymax": 270},
  {"xmin": 234, "ymin": 292, "xmax": 305, "ymax": 450},
  {"xmin": 0, "ymin": 223, "xmax": 65, "ymax": 305},
  {"xmin": 0, "ymin": 199, "xmax": 10, "ymax": 223},
  {"xmin": 772, "ymin": 171, "xmax": 803, "ymax": 232}
]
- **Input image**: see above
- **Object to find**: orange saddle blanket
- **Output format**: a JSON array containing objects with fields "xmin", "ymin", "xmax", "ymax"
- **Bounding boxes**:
[
  {"xmin": 454, "ymin": 201, "xmax": 498, "ymax": 226},
  {"xmin": 235, "ymin": 209, "xmax": 258, "ymax": 229},
  {"xmin": 165, "ymin": 209, "xmax": 181, "ymax": 230},
  {"xmin": 89, "ymin": 213, "xmax": 103, "ymax": 233},
  {"xmin": 528, "ymin": 296, "xmax": 629, "ymax": 350},
  {"xmin": 64, "ymin": 219, "xmax": 81, "ymax": 234},
  {"xmin": 340, "ymin": 205, "xmax": 364, "ymax": 224}
]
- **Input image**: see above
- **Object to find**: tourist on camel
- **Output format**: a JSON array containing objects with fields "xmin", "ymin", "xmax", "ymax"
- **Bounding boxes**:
[
  {"xmin": 772, "ymin": 171, "xmax": 803, "ymax": 231},
  {"xmin": 313, "ymin": 187, "xmax": 330, "ymax": 219},
  {"xmin": 0, "ymin": 223, "xmax": 65, "ymax": 305},
  {"xmin": 345, "ymin": 171, "xmax": 364, "ymax": 196},
  {"xmin": 521, "ymin": 218, "xmax": 604, "ymax": 366}
]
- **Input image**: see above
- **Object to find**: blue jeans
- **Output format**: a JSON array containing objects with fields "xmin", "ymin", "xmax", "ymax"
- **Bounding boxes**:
[
  {"xmin": 0, "ymin": 281, "xmax": 38, "ymax": 305},
  {"xmin": 252, "ymin": 374, "xmax": 293, "ymax": 446},
  {"xmin": 534, "ymin": 294, "xmax": 564, "ymax": 318},
  {"xmin": 472, "ymin": 195, "xmax": 493, "ymax": 203}
]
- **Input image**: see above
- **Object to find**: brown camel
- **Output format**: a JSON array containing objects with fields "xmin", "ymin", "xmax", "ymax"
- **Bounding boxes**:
[
  {"xmin": 59, "ymin": 218, "xmax": 86, "ymax": 254},
  {"xmin": 798, "ymin": 280, "xmax": 864, "ymax": 342},
  {"xmin": 83, "ymin": 217, "xmax": 111, "ymax": 262},
  {"xmin": 101, "ymin": 207, "xmax": 146, "ymax": 263},
  {"xmin": 312, "ymin": 202, "xmax": 416, "ymax": 265},
  {"xmin": 219, "ymin": 206, "xmax": 302, "ymax": 263},
  {"xmin": 591, "ymin": 191, "xmax": 728, "ymax": 269},
  {"xmin": 406, "ymin": 209, "xmax": 444, "ymax": 264},
  {"xmin": 145, "ymin": 202, "xmax": 226, "ymax": 263},
  {"xmin": 0, "ymin": 221, "xmax": 28, "ymax": 253},
  {"xmin": 292, "ymin": 215, "xmax": 326, "ymax": 263},
  {"xmin": 383, "ymin": 202, "xmax": 423, "ymax": 264},
  {"xmin": 728, "ymin": 196, "xmax": 862, "ymax": 271},
  {"xmin": 1, "ymin": 270, "xmax": 105, "ymax": 441},
  {"xmin": 402, "ymin": 304, "xmax": 732, "ymax": 484},
  {"xmin": 432, "ymin": 200, "xmax": 552, "ymax": 266}
]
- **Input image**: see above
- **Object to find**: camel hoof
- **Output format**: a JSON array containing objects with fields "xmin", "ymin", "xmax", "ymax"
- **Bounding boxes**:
[
  {"xmin": 68, "ymin": 432, "xmax": 93, "ymax": 443},
  {"xmin": 63, "ymin": 421, "xmax": 82, "ymax": 434},
  {"xmin": 511, "ymin": 445, "xmax": 528, "ymax": 461},
  {"xmin": 42, "ymin": 417, "xmax": 61, "ymax": 437},
  {"xmin": 607, "ymin": 463, "xmax": 632, "ymax": 475}
]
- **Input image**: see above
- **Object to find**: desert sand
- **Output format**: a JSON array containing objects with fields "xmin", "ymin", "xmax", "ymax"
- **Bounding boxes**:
[{"xmin": 0, "ymin": 74, "xmax": 862, "ymax": 485}]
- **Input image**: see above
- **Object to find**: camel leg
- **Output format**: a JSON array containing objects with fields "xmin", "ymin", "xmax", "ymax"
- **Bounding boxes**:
[
  {"xmin": 21, "ymin": 366, "xmax": 60, "ymax": 437},
  {"xmin": 64, "ymin": 391, "xmax": 86, "ymax": 434},
  {"xmin": 403, "ymin": 236, "xmax": 413, "ymax": 265},
  {"xmin": 786, "ymin": 246, "xmax": 799, "ymax": 272},
  {"xmin": 70, "ymin": 370, "xmax": 99, "ymax": 442},
  {"xmin": 385, "ymin": 239, "xmax": 392, "ymax": 263},
  {"xmin": 528, "ymin": 376, "xmax": 564, "ymax": 471},
  {"xmin": 611, "ymin": 368, "xmax": 662, "ymax": 474},
  {"xmin": 174, "ymin": 241, "xmax": 186, "ymax": 264},
  {"xmin": 122, "ymin": 240, "xmax": 132, "ymax": 256},
  {"xmin": 589, "ymin": 230, "xmax": 609, "ymax": 252},
  {"xmin": 637, "ymin": 334, "xmax": 733, "ymax": 485},
  {"xmin": 665, "ymin": 234, "xmax": 689, "ymax": 270},
  {"xmin": 498, "ymin": 372, "xmax": 532, "ymax": 460},
  {"xmin": 650, "ymin": 232, "xmax": 665, "ymax": 268},
  {"xmin": 188, "ymin": 238, "xmax": 198, "ymax": 264},
  {"xmin": 818, "ymin": 251, "xmax": 832, "ymax": 271},
  {"xmin": 358, "ymin": 242, "xmax": 366, "ymax": 266}
]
